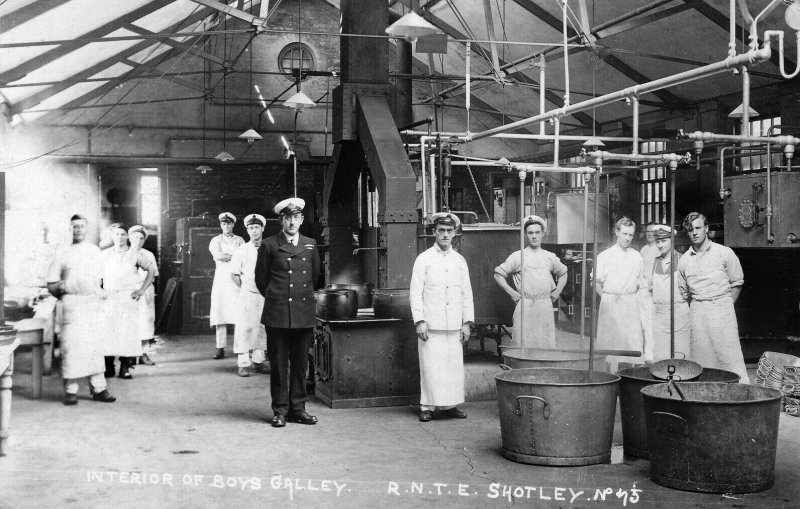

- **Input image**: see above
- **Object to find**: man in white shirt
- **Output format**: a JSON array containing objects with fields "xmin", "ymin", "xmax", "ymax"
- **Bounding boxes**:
[
  {"xmin": 230, "ymin": 214, "xmax": 268, "ymax": 377},
  {"xmin": 594, "ymin": 217, "xmax": 644, "ymax": 370},
  {"xmin": 410, "ymin": 212, "xmax": 474, "ymax": 422}
]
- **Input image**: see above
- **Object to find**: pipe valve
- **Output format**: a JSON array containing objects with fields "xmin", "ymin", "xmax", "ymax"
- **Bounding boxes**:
[
  {"xmin": 787, "ymin": 233, "xmax": 798, "ymax": 244},
  {"xmin": 720, "ymin": 188, "xmax": 732, "ymax": 201},
  {"xmin": 693, "ymin": 140, "xmax": 704, "ymax": 155},
  {"xmin": 785, "ymin": 144, "xmax": 795, "ymax": 160}
]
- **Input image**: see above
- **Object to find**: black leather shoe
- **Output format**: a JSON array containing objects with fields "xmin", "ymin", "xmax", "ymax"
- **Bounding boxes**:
[
  {"xmin": 63, "ymin": 394, "xmax": 78, "ymax": 406},
  {"xmin": 213, "ymin": 348, "xmax": 225, "ymax": 360},
  {"xmin": 444, "ymin": 407, "xmax": 467, "ymax": 419},
  {"xmin": 419, "ymin": 410, "xmax": 433, "ymax": 422},
  {"xmin": 92, "ymin": 390, "xmax": 116, "ymax": 403},
  {"xmin": 271, "ymin": 414, "xmax": 286, "ymax": 428},
  {"xmin": 287, "ymin": 411, "xmax": 318, "ymax": 425},
  {"xmin": 118, "ymin": 362, "xmax": 132, "ymax": 379}
]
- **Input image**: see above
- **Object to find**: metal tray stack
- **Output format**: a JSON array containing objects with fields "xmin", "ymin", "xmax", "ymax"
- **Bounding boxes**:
[{"xmin": 755, "ymin": 351, "xmax": 800, "ymax": 416}]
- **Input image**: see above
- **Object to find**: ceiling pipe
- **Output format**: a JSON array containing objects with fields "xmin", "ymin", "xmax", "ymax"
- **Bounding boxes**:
[
  {"xmin": 402, "ymin": 130, "xmax": 642, "ymax": 142},
  {"xmin": 468, "ymin": 42, "xmax": 773, "ymax": 142},
  {"xmin": 678, "ymin": 129, "xmax": 800, "ymax": 147}
]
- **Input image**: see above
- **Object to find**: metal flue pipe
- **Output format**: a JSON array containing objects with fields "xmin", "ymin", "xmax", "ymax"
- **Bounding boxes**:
[{"xmin": 469, "ymin": 43, "xmax": 773, "ymax": 142}]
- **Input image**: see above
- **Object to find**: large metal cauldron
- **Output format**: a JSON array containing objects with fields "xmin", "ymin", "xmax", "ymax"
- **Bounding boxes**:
[
  {"xmin": 495, "ymin": 368, "xmax": 619, "ymax": 466},
  {"xmin": 315, "ymin": 289, "xmax": 358, "ymax": 321},
  {"xmin": 502, "ymin": 348, "xmax": 605, "ymax": 371},
  {"xmin": 642, "ymin": 382, "xmax": 782, "ymax": 493},
  {"xmin": 617, "ymin": 366, "xmax": 740, "ymax": 459},
  {"xmin": 328, "ymin": 283, "xmax": 373, "ymax": 308},
  {"xmin": 372, "ymin": 288, "xmax": 411, "ymax": 320}
]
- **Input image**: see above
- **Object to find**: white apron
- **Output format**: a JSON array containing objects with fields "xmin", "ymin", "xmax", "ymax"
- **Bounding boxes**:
[
  {"xmin": 134, "ymin": 248, "xmax": 158, "ymax": 341},
  {"xmin": 233, "ymin": 290, "xmax": 267, "ymax": 354},
  {"xmin": 48, "ymin": 242, "xmax": 106, "ymax": 379},
  {"xmin": 418, "ymin": 330, "xmax": 464, "ymax": 407},
  {"xmin": 596, "ymin": 293, "xmax": 643, "ymax": 353},
  {"xmin": 512, "ymin": 257, "xmax": 558, "ymax": 350},
  {"xmin": 101, "ymin": 247, "xmax": 144, "ymax": 357},
  {"xmin": 651, "ymin": 270, "xmax": 690, "ymax": 361},
  {"xmin": 60, "ymin": 294, "xmax": 106, "ymax": 379},
  {"xmin": 688, "ymin": 297, "xmax": 750, "ymax": 383},
  {"xmin": 209, "ymin": 234, "xmax": 243, "ymax": 326}
]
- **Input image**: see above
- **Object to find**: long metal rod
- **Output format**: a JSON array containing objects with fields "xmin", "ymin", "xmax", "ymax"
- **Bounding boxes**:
[
  {"xmin": 580, "ymin": 177, "xmax": 589, "ymax": 341},
  {"xmin": 589, "ymin": 161, "xmax": 601, "ymax": 380},
  {"xmin": 469, "ymin": 44, "xmax": 772, "ymax": 141},
  {"xmin": 518, "ymin": 169, "xmax": 527, "ymax": 349},
  {"xmin": 669, "ymin": 160, "xmax": 676, "ymax": 357}
]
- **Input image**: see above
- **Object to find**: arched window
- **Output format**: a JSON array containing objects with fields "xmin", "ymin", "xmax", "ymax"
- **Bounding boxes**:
[{"xmin": 278, "ymin": 42, "xmax": 315, "ymax": 81}]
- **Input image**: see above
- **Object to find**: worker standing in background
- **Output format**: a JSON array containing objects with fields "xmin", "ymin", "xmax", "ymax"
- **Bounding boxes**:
[
  {"xmin": 128, "ymin": 225, "xmax": 159, "ymax": 366},
  {"xmin": 678, "ymin": 212, "xmax": 749, "ymax": 383},
  {"xmin": 647, "ymin": 225, "xmax": 690, "ymax": 361},
  {"xmin": 208, "ymin": 212, "xmax": 244, "ymax": 360},
  {"xmin": 594, "ymin": 217, "xmax": 645, "ymax": 371},
  {"xmin": 494, "ymin": 215, "xmax": 567, "ymax": 350},
  {"xmin": 229, "ymin": 214, "xmax": 268, "ymax": 378},
  {"xmin": 47, "ymin": 214, "xmax": 116, "ymax": 405},
  {"xmin": 639, "ymin": 222, "xmax": 658, "ymax": 362},
  {"xmin": 255, "ymin": 198, "xmax": 320, "ymax": 428},
  {"xmin": 410, "ymin": 212, "xmax": 474, "ymax": 423},
  {"xmin": 101, "ymin": 223, "xmax": 158, "ymax": 379}
]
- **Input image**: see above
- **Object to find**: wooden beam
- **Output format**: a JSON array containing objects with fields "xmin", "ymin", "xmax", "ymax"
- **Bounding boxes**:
[
  {"xmin": 0, "ymin": 0, "xmax": 175, "ymax": 85},
  {"xmin": 125, "ymin": 24, "xmax": 228, "ymax": 67},
  {"xmin": 0, "ymin": 0, "xmax": 72, "ymax": 32},
  {"xmin": 10, "ymin": 7, "xmax": 218, "ymax": 115}
]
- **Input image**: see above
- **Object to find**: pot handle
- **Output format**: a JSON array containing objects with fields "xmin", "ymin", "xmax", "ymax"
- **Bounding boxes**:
[
  {"xmin": 651, "ymin": 411, "xmax": 689, "ymax": 438},
  {"xmin": 515, "ymin": 395, "xmax": 551, "ymax": 419},
  {"xmin": 499, "ymin": 364, "xmax": 512, "ymax": 371}
]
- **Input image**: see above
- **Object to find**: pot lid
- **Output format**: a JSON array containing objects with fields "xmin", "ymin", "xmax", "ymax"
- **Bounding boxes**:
[{"xmin": 649, "ymin": 359, "xmax": 703, "ymax": 381}]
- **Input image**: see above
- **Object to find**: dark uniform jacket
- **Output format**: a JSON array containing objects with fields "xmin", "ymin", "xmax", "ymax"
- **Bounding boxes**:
[{"xmin": 255, "ymin": 233, "xmax": 321, "ymax": 328}]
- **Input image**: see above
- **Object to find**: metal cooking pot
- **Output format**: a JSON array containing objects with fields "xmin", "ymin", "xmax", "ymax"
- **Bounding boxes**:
[
  {"xmin": 642, "ymin": 382, "xmax": 782, "ymax": 493},
  {"xmin": 372, "ymin": 288, "xmax": 411, "ymax": 320},
  {"xmin": 501, "ymin": 348, "xmax": 606, "ymax": 372},
  {"xmin": 328, "ymin": 283, "xmax": 373, "ymax": 308},
  {"xmin": 315, "ymin": 289, "xmax": 358, "ymax": 321}
]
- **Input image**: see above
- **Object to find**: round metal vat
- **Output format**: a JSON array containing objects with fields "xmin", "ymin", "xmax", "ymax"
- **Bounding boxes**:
[
  {"xmin": 617, "ymin": 366, "xmax": 739, "ymax": 459},
  {"xmin": 315, "ymin": 289, "xmax": 358, "ymax": 321},
  {"xmin": 372, "ymin": 288, "xmax": 411, "ymax": 320},
  {"xmin": 495, "ymin": 367, "xmax": 619, "ymax": 466},
  {"xmin": 642, "ymin": 382, "xmax": 782, "ymax": 493},
  {"xmin": 502, "ymin": 348, "xmax": 606, "ymax": 371}
]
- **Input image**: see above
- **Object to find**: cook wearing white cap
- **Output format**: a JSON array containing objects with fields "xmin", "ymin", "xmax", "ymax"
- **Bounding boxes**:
[
  {"xmin": 255, "ymin": 197, "xmax": 321, "ymax": 427},
  {"xmin": 494, "ymin": 215, "xmax": 567, "ymax": 350},
  {"xmin": 229, "ymin": 213, "xmax": 269, "ymax": 377},
  {"xmin": 209, "ymin": 212, "xmax": 244, "ymax": 359},
  {"xmin": 644, "ymin": 224, "xmax": 690, "ymax": 361},
  {"xmin": 410, "ymin": 211, "xmax": 474, "ymax": 422},
  {"xmin": 127, "ymin": 225, "xmax": 159, "ymax": 366}
]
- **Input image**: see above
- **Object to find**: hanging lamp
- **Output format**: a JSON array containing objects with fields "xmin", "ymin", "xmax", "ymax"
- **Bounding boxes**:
[
  {"xmin": 284, "ymin": 0, "xmax": 315, "ymax": 111},
  {"xmin": 215, "ymin": 17, "xmax": 235, "ymax": 162},
  {"xmin": 239, "ymin": 36, "xmax": 263, "ymax": 144},
  {"xmin": 385, "ymin": 11, "xmax": 441, "ymax": 42}
]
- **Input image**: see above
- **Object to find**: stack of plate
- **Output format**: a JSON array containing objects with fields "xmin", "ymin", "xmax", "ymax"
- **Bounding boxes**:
[{"xmin": 755, "ymin": 351, "xmax": 800, "ymax": 416}]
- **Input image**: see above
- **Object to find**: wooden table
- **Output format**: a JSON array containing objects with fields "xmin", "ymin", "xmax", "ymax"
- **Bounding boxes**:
[
  {"xmin": 0, "ymin": 336, "xmax": 19, "ymax": 456},
  {"xmin": 10, "ymin": 297, "xmax": 56, "ymax": 399}
]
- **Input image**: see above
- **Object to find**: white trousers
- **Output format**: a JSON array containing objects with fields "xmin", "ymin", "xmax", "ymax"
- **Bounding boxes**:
[
  {"xmin": 64, "ymin": 373, "xmax": 106, "ymax": 395},
  {"xmin": 237, "ymin": 350, "xmax": 266, "ymax": 368},
  {"xmin": 215, "ymin": 325, "xmax": 229, "ymax": 348}
]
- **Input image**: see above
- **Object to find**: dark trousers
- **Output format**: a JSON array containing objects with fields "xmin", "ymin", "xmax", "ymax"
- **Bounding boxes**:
[{"xmin": 266, "ymin": 327, "xmax": 312, "ymax": 416}]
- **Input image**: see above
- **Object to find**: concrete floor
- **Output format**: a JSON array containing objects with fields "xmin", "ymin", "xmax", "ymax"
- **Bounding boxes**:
[{"xmin": 3, "ymin": 334, "xmax": 800, "ymax": 509}]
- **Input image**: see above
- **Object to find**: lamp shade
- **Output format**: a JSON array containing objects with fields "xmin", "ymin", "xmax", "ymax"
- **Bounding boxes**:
[
  {"xmin": 196, "ymin": 165, "xmax": 213, "ymax": 174},
  {"xmin": 582, "ymin": 136, "xmax": 606, "ymax": 149},
  {"xmin": 238, "ymin": 128, "xmax": 263, "ymax": 143},
  {"xmin": 284, "ymin": 91, "xmax": 316, "ymax": 110},
  {"xmin": 386, "ymin": 11, "xmax": 441, "ymax": 41},
  {"xmin": 728, "ymin": 103, "xmax": 759, "ymax": 119},
  {"xmin": 215, "ymin": 151, "xmax": 235, "ymax": 162}
]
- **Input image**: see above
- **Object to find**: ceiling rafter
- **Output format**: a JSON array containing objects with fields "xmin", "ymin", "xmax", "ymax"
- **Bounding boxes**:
[
  {"xmin": 400, "ymin": 2, "xmax": 597, "ymax": 130},
  {"xmin": 30, "ymin": 7, "xmax": 220, "ymax": 124},
  {"xmin": 0, "ymin": 0, "xmax": 72, "ymax": 32},
  {"xmin": 510, "ymin": 0, "xmax": 685, "ymax": 108},
  {"xmin": 10, "ymin": 8, "xmax": 221, "ymax": 115},
  {"xmin": 125, "ymin": 23, "xmax": 228, "ymax": 67},
  {"xmin": 0, "ymin": 0, "xmax": 175, "ymax": 85}
]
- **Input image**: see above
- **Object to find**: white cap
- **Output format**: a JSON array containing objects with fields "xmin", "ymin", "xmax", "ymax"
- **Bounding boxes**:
[
  {"xmin": 128, "ymin": 224, "xmax": 148, "ymax": 240},
  {"xmin": 244, "ymin": 213, "xmax": 266, "ymax": 227},
  {"xmin": 273, "ymin": 197, "xmax": 306, "ymax": 216},
  {"xmin": 522, "ymin": 214, "xmax": 547, "ymax": 232},
  {"xmin": 430, "ymin": 212, "xmax": 461, "ymax": 229},
  {"xmin": 218, "ymin": 212, "xmax": 236, "ymax": 223}
]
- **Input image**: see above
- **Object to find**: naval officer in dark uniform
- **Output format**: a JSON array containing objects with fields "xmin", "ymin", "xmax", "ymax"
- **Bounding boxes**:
[{"xmin": 255, "ymin": 197, "xmax": 321, "ymax": 427}]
